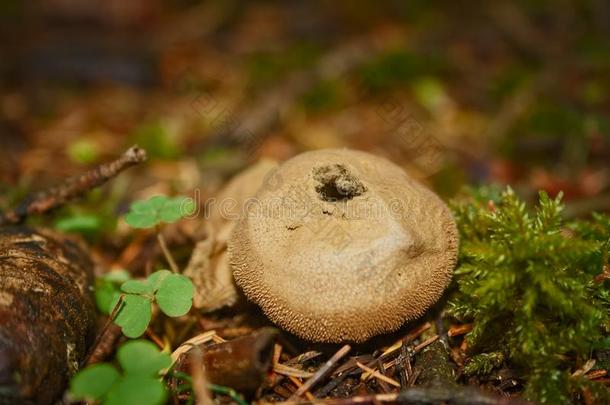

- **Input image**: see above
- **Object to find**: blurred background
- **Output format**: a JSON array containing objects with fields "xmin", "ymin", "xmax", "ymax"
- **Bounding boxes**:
[{"xmin": 1, "ymin": 0, "xmax": 609, "ymax": 220}]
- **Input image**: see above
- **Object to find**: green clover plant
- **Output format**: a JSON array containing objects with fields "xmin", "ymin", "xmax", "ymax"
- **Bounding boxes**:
[
  {"xmin": 124, "ymin": 195, "xmax": 194, "ymax": 229},
  {"xmin": 112, "ymin": 270, "xmax": 194, "ymax": 338},
  {"xmin": 93, "ymin": 195, "xmax": 197, "ymax": 337},
  {"xmin": 124, "ymin": 195, "xmax": 195, "ymax": 273},
  {"xmin": 70, "ymin": 340, "xmax": 171, "ymax": 405}
]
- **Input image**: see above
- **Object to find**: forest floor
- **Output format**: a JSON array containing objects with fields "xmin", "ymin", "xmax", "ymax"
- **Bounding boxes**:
[{"xmin": 1, "ymin": 1, "xmax": 610, "ymax": 404}]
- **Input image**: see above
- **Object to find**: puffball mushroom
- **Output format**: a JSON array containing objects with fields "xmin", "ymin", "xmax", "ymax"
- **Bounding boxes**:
[{"xmin": 228, "ymin": 149, "xmax": 458, "ymax": 343}]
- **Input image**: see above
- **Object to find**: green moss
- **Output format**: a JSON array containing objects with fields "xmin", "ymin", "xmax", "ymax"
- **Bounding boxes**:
[
  {"xmin": 489, "ymin": 65, "xmax": 532, "ymax": 102},
  {"xmin": 301, "ymin": 79, "xmax": 345, "ymax": 113},
  {"xmin": 450, "ymin": 187, "xmax": 610, "ymax": 403},
  {"xmin": 131, "ymin": 120, "xmax": 182, "ymax": 160},
  {"xmin": 357, "ymin": 50, "xmax": 446, "ymax": 94},
  {"xmin": 463, "ymin": 352, "xmax": 505, "ymax": 377},
  {"xmin": 247, "ymin": 43, "xmax": 321, "ymax": 89}
]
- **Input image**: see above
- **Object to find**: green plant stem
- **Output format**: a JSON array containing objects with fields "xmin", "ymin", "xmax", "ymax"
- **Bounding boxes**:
[
  {"xmin": 156, "ymin": 228, "xmax": 179, "ymax": 273},
  {"xmin": 208, "ymin": 384, "xmax": 248, "ymax": 405},
  {"xmin": 169, "ymin": 372, "xmax": 247, "ymax": 405}
]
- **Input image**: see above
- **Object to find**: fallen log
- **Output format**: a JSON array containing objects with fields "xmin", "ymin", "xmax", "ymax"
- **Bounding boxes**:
[{"xmin": 0, "ymin": 226, "xmax": 97, "ymax": 404}]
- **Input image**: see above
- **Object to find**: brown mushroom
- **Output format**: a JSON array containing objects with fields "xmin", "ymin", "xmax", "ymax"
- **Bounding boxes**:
[
  {"xmin": 228, "ymin": 149, "xmax": 458, "ymax": 343},
  {"xmin": 185, "ymin": 159, "xmax": 278, "ymax": 311}
]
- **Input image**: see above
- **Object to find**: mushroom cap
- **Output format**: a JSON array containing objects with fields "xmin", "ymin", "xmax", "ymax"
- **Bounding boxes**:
[{"xmin": 228, "ymin": 149, "xmax": 458, "ymax": 343}]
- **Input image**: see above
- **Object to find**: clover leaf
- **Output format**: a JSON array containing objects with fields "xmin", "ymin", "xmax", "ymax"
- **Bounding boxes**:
[
  {"xmin": 55, "ymin": 214, "xmax": 102, "ymax": 234},
  {"xmin": 70, "ymin": 364, "xmax": 120, "ymax": 401},
  {"xmin": 124, "ymin": 195, "xmax": 192, "ymax": 228},
  {"xmin": 105, "ymin": 374, "xmax": 166, "ymax": 405},
  {"xmin": 147, "ymin": 269, "xmax": 172, "ymax": 291},
  {"xmin": 156, "ymin": 274, "xmax": 195, "ymax": 317},
  {"xmin": 117, "ymin": 340, "xmax": 171, "ymax": 375},
  {"xmin": 113, "ymin": 294, "xmax": 152, "ymax": 338},
  {"xmin": 110, "ymin": 270, "xmax": 194, "ymax": 338},
  {"xmin": 121, "ymin": 279, "xmax": 153, "ymax": 295},
  {"xmin": 70, "ymin": 340, "xmax": 169, "ymax": 405}
]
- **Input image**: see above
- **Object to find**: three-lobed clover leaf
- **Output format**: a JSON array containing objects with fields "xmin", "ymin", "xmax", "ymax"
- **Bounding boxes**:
[
  {"xmin": 113, "ymin": 294, "xmax": 152, "ymax": 338},
  {"xmin": 110, "ymin": 270, "xmax": 194, "ymax": 338},
  {"xmin": 124, "ymin": 195, "xmax": 194, "ymax": 229},
  {"xmin": 69, "ymin": 340, "xmax": 170, "ymax": 405},
  {"xmin": 146, "ymin": 270, "xmax": 195, "ymax": 316}
]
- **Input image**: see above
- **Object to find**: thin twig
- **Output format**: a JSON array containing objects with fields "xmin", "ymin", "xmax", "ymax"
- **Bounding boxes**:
[
  {"xmin": 84, "ymin": 324, "xmax": 123, "ymax": 366},
  {"xmin": 571, "ymin": 359, "xmax": 596, "ymax": 378},
  {"xmin": 82, "ymin": 295, "xmax": 125, "ymax": 367},
  {"xmin": 146, "ymin": 328, "xmax": 166, "ymax": 349},
  {"xmin": 289, "ymin": 345, "xmax": 351, "ymax": 400},
  {"xmin": 288, "ymin": 376, "xmax": 316, "ymax": 401},
  {"xmin": 396, "ymin": 343, "xmax": 410, "ymax": 388},
  {"xmin": 274, "ymin": 364, "xmax": 315, "ymax": 378},
  {"xmin": 356, "ymin": 362, "xmax": 400, "ymax": 388},
  {"xmin": 413, "ymin": 335, "xmax": 439, "ymax": 353},
  {"xmin": 361, "ymin": 335, "xmax": 439, "ymax": 380},
  {"xmin": 285, "ymin": 351, "xmax": 323, "ymax": 366},
  {"xmin": 314, "ymin": 324, "xmax": 430, "ymax": 398},
  {"xmin": 585, "ymin": 369, "xmax": 608, "ymax": 380},
  {"xmin": 376, "ymin": 359, "xmax": 392, "ymax": 393},
  {"xmin": 448, "ymin": 323, "xmax": 473, "ymax": 337},
  {"xmin": 1, "ymin": 145, "xmax": 147, "ymax": 225}
]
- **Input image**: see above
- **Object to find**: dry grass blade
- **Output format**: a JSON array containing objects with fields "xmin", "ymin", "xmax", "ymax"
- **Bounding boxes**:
[
  {"xmin": 413, "ymin": 335, "xmax": 439, "ymax": 353},
  {"xmin": 376, "ymin": 322, "xmax": 432, "ymax": 360},
  {"xmin": 356, "ymin": 362, "xmax": 400, "ymax": 388},
  {"xmin": 571, "ymin": 359, "xmax": 596, "ymax": 378},
  {"xmin": 285, "ymin": 351, "xmax": 323, "ymax": 366},
  {"xmin": 171, "ymin": 330, "xmax": 217, "ymax": 363},
  {"xmin": 274, "ymin": 364, "xmax": 315, "ymax": 379},
  {"xmin": 288, "ymin": 376, "xmax": 316, "ymax": 401},
  {"xmin": 585, "ymin": 369, "xmax": 607, "ymax": 380},
  {"xmin": 289, "ymin": 345, "xmax": 351, "ymax": 400}
]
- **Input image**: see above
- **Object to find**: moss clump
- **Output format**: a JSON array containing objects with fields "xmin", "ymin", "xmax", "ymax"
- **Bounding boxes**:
[
  {"xmin": 463, "ymin": 352, "xmax": 505, "ymax": 377},
  {"xmin": 449, "ymin": 187, "xmax": 610, "ymax": 404}
]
